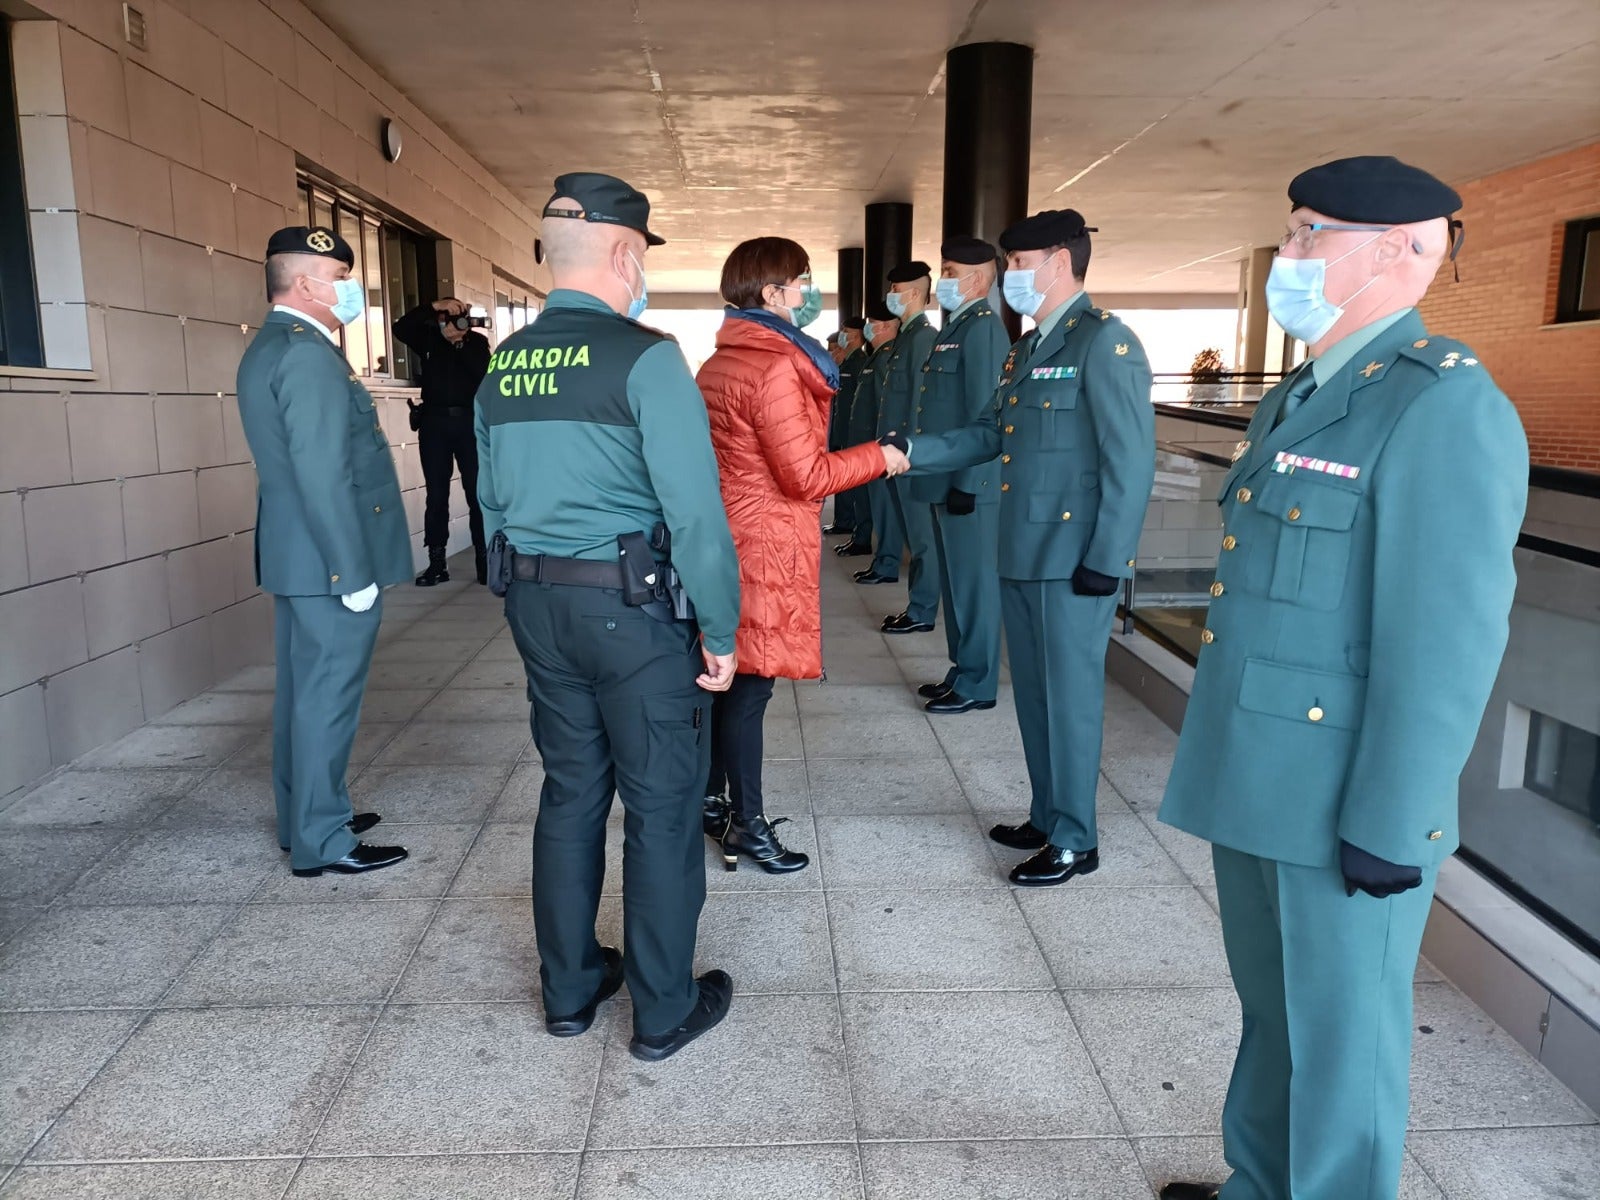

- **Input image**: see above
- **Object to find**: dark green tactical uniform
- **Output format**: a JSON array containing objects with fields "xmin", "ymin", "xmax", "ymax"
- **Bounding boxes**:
[
  {"xmin": 910, "ymin": 294, "xmax": 1010, "ymax": 701},
  {"xmin": 911, "ymin": 290, "xmax": 1155, "ymax": 850},
  {"xmin": 830, "ymin": 343, "xmax": 871, "ymax": 534},
  {"xmin": 476, "ymin": 287, "xmax": 739, "ymax": 1038},
  {"xmin": 1158, "ymin": 156, "xmax": 1529, "ymax": 1200},
  {"xmin": 878, "ymin": 308, "xmax": 941, "ymax": 622},
  {"xmin": 854, "ymin": 336, "xmax": 901, "ymax": 579},
  {"xmin": 237, "ymin": 304, "xmax": 411, "ymax": 873}
]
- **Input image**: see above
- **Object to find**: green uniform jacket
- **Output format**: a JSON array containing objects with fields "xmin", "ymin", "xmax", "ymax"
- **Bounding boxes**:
[
  {"xmin": 876, "ymin": 311, "xmax": 939, "ymax": 440},
  {"xmin": 1158, "ymin": 311, "xmax": 1529, "ymax": 870},
  {"xmin": 909, "ymin": 299, "xmax": 1010, "ymax": 505},
  {"xmin": 847, "ymin": 340, "xmax": 893, "ymax": 446},
  {"xmin": 473, "ymin": 289, "xmax": 741, "ymax": 655},
  {"xmin": 909, "ymin": 293, "xmax": 1156, "ymax": 581},
  {"xmin": 236, "ymin": 309, "xmax": 412, "ymax": 596},
  {"xmin": 830, "ymin": 346, "xmax": 868, "ymax": 450}
]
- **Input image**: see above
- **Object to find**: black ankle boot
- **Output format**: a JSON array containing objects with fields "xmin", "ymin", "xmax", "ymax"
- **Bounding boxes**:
[
  {"xmin": 474, "ymin": 547, "xmax": 488, "ymax": 586},
  {"xmin": 721, "ymin": 814, "xmax": 809, "ymax": 874},
  {"xmin": 703, "ymin": 795, "xmax": 731, "ymax": 840},
  {"xmin": 415, "ymin": 547, "xmax": 449, "ymax": 587}
]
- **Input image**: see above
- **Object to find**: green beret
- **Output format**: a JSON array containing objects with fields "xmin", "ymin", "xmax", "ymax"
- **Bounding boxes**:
[{"xmin": 1288, "ymin": 156, "xmax": 1461, "ymax": 223}]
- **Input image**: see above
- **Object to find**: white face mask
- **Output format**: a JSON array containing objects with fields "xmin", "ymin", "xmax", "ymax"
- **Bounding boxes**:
[{"xmin": 1265, "ymin": 234, "xmax": 1383, "ymax": 345}]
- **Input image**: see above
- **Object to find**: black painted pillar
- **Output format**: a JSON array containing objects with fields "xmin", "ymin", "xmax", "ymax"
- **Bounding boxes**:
[
  {"xmin": 863, "ymin": 202, "xmax": 913, "ymax": 318},
  {"xmin": 942, "ymin": 41, "xmax": 1032, "ymax": 338},
  {"xmin": 837, "ymin": 246, "xmax": 864, "ymax": 325}
]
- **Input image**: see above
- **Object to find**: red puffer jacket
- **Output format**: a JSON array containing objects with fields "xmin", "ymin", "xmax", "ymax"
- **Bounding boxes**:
[{"xmin": 697, "ymin": 316, "xmax": 885, "ymax": 680}]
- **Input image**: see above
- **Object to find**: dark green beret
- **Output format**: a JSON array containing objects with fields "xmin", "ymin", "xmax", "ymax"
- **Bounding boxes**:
[
  {"xmin": 999, "ymin": 209, "xmax": 1096, "ymax": 253},
  {"xmin": 886, "ymin": 260, "xmax": 932, "ymax": 283},
  {"xmin": 544, "ymin": 172, "xmax": 665, "ymax": 246},
  {"xmin": 1288, "ymin": 156, "xmax": 1461, "ymax": 223},
  {"xmin": 941, "ymin": 236, "xmax": 997, "ymax": 265},
  {"xmin": 265, "ymin": 225, "xmax": 354, "ymax": 266}
]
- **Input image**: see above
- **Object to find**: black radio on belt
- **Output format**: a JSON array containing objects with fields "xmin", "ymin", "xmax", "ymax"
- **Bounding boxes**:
[{"xmin": 617, "ymin": 523, "xmax": 696, "ymax": 623}]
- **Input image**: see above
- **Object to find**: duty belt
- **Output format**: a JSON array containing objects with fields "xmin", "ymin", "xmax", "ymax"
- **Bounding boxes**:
[{"xmin": 509, "ymin": 552, "xmax": 625, "ymax": 589}]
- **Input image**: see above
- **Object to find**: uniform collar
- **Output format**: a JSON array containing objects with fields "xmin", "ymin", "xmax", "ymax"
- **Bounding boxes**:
[
  {"xmin": 1034, "ymin": 289, "xmax": 1087, "ymax": 343},
  {"xmin": 1312, "ymin": 307, "xmax": 1414, "ymax": 389},
  {"xmin": 271, "ymin": 303, "xmax": 336, "ymax": 344},
  {"xmin": 545, "ymin": 288, "xmax": 620, "ymax": 314}
]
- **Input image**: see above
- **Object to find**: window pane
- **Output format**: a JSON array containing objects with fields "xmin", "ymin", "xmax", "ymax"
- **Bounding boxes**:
[
  {"xmin": 312, "ymin": 193, "xmax": 333, "ymax": 232},
  {"xmin": 384, "ymin": 229, "xmax": 410, "ymax": 379},
  {"xmin": 495, "ymin": 289, "xmax": 511, "ymax": 342},
  {"xmin": 1578, "ymin": 228, "xmax": 1600, "ymax": 313},
  {"xmin": 337, "ymin": 207, "xmax": 368, "ymax": 375},
  {"xmin": 299, "ymin": 187, "xmax": 311, "ymax": 227},
  {"xmin": 363, "ymin": 219, "xmax": 386, "ymax": 374}
]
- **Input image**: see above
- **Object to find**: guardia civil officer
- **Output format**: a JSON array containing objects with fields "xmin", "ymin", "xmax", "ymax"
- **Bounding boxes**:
[
  {"xmin": 900, "ymin": 210, "xmax": 1155, "ymax": 885},
  {"xmin": 1157, "ymin": 158, "xmax": 1528, "ymax": 1200},
  {"xmin": 236, "ymin": 226, "xmax": 411, "ymax": 877},
  {"xmin": 849, "ymin": 306, "xmax": 903, "ymax": 581},
  {"xmin": 910, "ymin": 237, "xmax": 1010, "ymax": 714},
  {"xmin": 823, "ymin": 317, "xmax": 871, "ymax": 540},
  {"xmin": 475, "ymin": 173, "xmax": 741, "ymax": 1063},
  {"xmin": 876, "ymin": 262, "xmax": 942, "ymax": 633},
  {"xmin": 392, "ymin": 297, "xmax": 490, "ymax": 585}
]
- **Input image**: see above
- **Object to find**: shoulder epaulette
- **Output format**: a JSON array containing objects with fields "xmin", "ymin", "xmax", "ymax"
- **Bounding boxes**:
[{"xmin": 1395, "ymin": 333, "xmax": 1481, "ymax": 375}]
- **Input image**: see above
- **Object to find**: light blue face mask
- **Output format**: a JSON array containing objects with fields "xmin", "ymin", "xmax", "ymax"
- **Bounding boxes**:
[
  {"xmin": 934, "ymin": 275, "xmax": 970, "ymax": 312},
  {"xmin": 1264, "ymin": 236, "xmax": 1382, "ymax": 345},
  {"xmin": 1001, "ymin": 252, "xmax": 1063, "ymax": 318},
  {"xmin": 619, "ymin": 249, "xmax": 649, "ymax": 320},
  {"xmin": 776, "ymin": 280, "xmax": 824, "ymax": 328},
  {"xmin": 315, "ymin": 275, "xmax": 366, "ymax": 326},
  {"xmin": 862, "ymin": 320, "xmax": 876, "ymax": 345},
  {"xmin": 884, "ymin": 290, "xmax": 908, "ymax": 318}
]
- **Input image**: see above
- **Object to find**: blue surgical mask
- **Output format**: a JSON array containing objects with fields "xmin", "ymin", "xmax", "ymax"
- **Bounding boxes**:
[
  {"xmin": 776, "ymin": 281, "xmax": 823, "ymax": 327},
  {"xmin": 862, "ymin": 321, "xmax": 876, "ymax": 345},
  {"xmin": 884, "ymin": 291, "xmax": 907, "ymax": 318},
  {"xmin": 1002, "ymin": 252, "xmax": 1064, "ymax": 318},
  {"xmin": 935, "ymin": 276, "xmax": 968, "ymax": 312},
  {"xmin": 619, "ymin": 249, "xmax": 648, "ymax": 320},
  {"xmin": 1264, "ymin": 238, "xmax": 1382, "ymax": 345},
  {"xmin": 315, "ymin": 276, "xmax": 366, "ymax": 326}
]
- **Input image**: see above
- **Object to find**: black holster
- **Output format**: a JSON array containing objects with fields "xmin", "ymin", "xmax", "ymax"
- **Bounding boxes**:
[
  {"xmin": 486, "ymin": 530, "xmax": 512, "ymax": 597},
  {"xmin": 617, "ymin": 528, "xmax": 695, "ymax": 624}
]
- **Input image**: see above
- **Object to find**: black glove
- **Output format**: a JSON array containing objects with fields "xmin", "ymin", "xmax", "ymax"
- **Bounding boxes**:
[
  {"xmin": 878, "ymin": 431, "xmax": 908, "ymax": 453},
  {"xmin": 946, "ymin": 488, "xmax": 976, "ymax": 516},
  {"xmin": 406, "ymin": 399, "xmax": 421, "ymax": 432},
  {"xmin": 1070, "ymin": 564, "xmax": 1119, "ymax": 596},
  {"xmin": 1340, "ymin": 840, "xmax": 1423, "ymax": 899}
]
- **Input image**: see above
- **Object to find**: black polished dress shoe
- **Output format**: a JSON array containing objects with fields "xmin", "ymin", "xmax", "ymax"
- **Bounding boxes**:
[
  {"xmin": 835, "ymin": 542, "xmax": 873, "ymax": 557},
  {"xmin": 1159, "ymin": 1185, "xmax": 1221, "ymax": 1200},
  {"xmin": 883, "ymin": 613, "xmax": 935, "ymax": 634},
  {"xmin": 630, "ymin": 969, "xmax": 733, "ymax": 1062},
  {"xmin": 291, "ymin": 842, "xmax": 408, "ymax": 877},
  {"xmin": 1010, "ymin": 844, "xmax": 1099, "ymax": 887},
  {"xmin": 917, "ymin": 681, "xmax": 954, "ymax": 700},
  {"xmin": 854, "ymin": 570, "xmax": 898, "ymax": 584},
  {"xmin": 989, "ymin": 820, "xmax": 1049, "ymax": 850},
  {"xmin": 821, "ymin": 523, "xmax": 854, "ymax": 537},
  {"xmin": 703, "ymin": 795, "xmax": 731, "ymax": 840},
  {"xmin": 925, "ymin": 691, "xmax": 996, "ymax": 714},
  {"xmin": 281, "ymin": 811, "xmax": 383, "ymax": 853},
  {"xmin": 545, "ymin": 946, "xmax": 624, "ymax": 1037}
]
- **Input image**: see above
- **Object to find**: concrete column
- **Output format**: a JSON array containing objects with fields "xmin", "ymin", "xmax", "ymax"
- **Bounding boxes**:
[
  {"xmin": 864, "ymin": 202, "xmax": 913, "ymax": 318},
  {"xmin": 1239, "ymin": 245, "xmax": 1276, "ymax": 374},
  {"xmin": 942, "ymin": 41, "xmax": 1033, "ymax": 339},
  {"xmin": 837, "ymin": 246, "xmax": 864, "ymax": 324}
]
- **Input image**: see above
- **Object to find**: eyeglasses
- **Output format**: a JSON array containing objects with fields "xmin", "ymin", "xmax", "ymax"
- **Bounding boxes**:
[{"xmin": 1278, "ymin": 222, "xmax": 1397, "ymax": 254}]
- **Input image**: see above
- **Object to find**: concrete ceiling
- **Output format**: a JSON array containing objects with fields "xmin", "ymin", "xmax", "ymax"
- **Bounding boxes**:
[{"xmin": 308, "ymin": 0, "xmax": 1600, "ymax": 294}]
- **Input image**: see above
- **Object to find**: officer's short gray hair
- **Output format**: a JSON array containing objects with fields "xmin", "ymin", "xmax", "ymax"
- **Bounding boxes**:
[
  {"xmin": 265, "ymin": 251, "xmax": 335, "ymax": 301},
  {"xmin": 541, "ymin": 198, "xmax": 620, "ymax": 270}
]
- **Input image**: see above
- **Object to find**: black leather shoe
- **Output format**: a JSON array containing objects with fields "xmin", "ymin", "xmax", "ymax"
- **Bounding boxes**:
[
  {"xmin": 291, "ymin": 842, "xmax": 408, "ymax": 877},
  {"xmin": 821, "ymin": 524, "xmax": 853, "ymax": 536},
  {"xmin": 1159, "ymin": 1185, "xmax": 1221, "ymax": 1200},
  {"xmin": 989, "ymin": 820, "xmax": 1049, "ymax": 851},
  {"xmin": 836, "ymin": 542, "xmax": 873, "ymax": 558},
  {"xmin": 925, "ymin": 691, "xmax": 996, "ymax": 714},
  {"xmin": 918, "ymin": 681, "xmax": 954, "ymax": 700},
  {"xmin": 721, "ymin": 814, "xmax": 809, "ymax": 874},
  {"xmin": 1010, "ymin": 844, "xmax": 1099, "ymax": 887},
  {"xmin": 854, "ymin": 570, "xmax": 898, "ymax": 585},
  {"xmin": 545, "ymin": 946, "xmax": 624, "ymax": 1037},
  {"xmin": 703, "ymin": 795, "xmax": 731, "ymax": 840},
  {"xmin": 630, "ymin": 969, "xmax": 733, "ymax": 1062},
  {"xmin": 883, "ymin": 614, "xmax": 934, "ymax": 634},
  {"xmin": 349, "ymin": 812, "xmax": 381, "ymax": 836}
]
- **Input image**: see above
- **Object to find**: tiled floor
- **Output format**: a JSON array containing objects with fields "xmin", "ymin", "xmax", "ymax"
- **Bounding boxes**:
[{"xmin": 1, "ymin": 546, "xmax": 1595, "ymax": 1199}]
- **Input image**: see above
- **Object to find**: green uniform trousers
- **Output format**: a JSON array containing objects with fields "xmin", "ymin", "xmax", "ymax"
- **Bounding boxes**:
[
  {"xmin": 931, "ymin": 501, "xmax": 1002, "ymax": 702},
  {"xmin": 271, "ymin": 593, "xmax": 379, "ymax": 871},
  {"xmin": 892, "ymin": 479, "xmax": 941, "ymax": 626},
  {"xmin": 832, "ymin": 483, "xmax": 866, "ymax": 534},
  {"xmin": 1000, "ymin": 580, "xmax": 1117, "ymax": 851},
  {"xmin": 1213, "ymin": 845, "xmax": 1436, "ymax": 1200},
  {"xmin": 505, "ymin": 580, "xmax": 709, "ymax": 1038},
  {"xmin": 868, "ymin": 477, "xmax": 903, "ymax": 580}
]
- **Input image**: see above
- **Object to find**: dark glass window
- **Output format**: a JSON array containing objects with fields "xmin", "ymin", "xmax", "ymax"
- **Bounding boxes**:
[
  {"xmin": 0, "ymin": 20, "xmax": 43, "ymax": 368},
  {"xmin": 1554, "ymin": 215, "xmax": 1600, "ymax": 324}
]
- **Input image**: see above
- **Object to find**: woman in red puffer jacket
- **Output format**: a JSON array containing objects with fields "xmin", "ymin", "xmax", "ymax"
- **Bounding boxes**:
[{"xmin": 696, "ymin": 237, "xmax": 905, "ymax": 874}]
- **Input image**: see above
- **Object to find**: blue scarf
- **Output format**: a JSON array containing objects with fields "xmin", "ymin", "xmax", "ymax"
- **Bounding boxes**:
[{"xmin": 727, "ymin": 307, "xmax": 840, "ymax": 390}]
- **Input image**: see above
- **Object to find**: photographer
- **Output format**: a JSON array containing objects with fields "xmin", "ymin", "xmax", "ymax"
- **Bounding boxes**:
[{"xmin": 392, "ymin": 298, "xmax": 492, "ymax": 584}]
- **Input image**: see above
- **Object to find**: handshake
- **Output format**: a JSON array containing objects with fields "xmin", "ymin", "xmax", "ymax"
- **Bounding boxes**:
[{"xmin": 877, "ymin": 432, "xmax": 911, "ymax": 477}]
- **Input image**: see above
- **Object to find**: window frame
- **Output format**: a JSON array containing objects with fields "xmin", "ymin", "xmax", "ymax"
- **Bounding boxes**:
[
  {"xmin": 0, "ymin": 20, "xmax": 44, "ymax": 368},
  {"xmin": 1553, "ymin": 214, "xmax": 1600, "ymax": 324}
]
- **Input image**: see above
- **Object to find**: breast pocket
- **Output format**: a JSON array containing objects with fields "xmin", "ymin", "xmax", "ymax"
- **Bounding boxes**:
[
  {"xmin": 1252, "ymin": 473, "xmax": 1362, "ymax": 610},
  {"xmin": 1018, "ymin": 380, "xmax": 1079, "ymax": 450}
]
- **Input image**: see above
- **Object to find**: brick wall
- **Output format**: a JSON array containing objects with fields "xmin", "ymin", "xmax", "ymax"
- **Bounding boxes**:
[{"xmin": 1417, "ymin": 142, "xmax": 1600, "ymax": 473}]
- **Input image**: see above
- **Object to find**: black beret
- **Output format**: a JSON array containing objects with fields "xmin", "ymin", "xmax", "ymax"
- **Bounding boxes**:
[
  {"xmin": 999, "ymin": 209, "xmax": 1097, "ymax": 253},
  {"xmin": 886, "ymin": 260, "xmax": 932, "ymax": 284},
  {"xmin": 865, "ymin": 299, "xmax": 897, "ymax": 322},
  {"xmin": 941, "ymin": 236, "xmax": 997, "ymax": 265},
  {"xmin": 265, "ymin": 225, "xmax": 354, "ymax": 266},
  {"xmin": 1288, "ymin": 156, "xmax": 1461, "ymax": 224},
  {"xmin": 842, "ymin": 316, "xmax": 866, "ymax": 330},
  {"xmin": 544, "ymin": 171, "xmax": 665, "ymax": 246}
]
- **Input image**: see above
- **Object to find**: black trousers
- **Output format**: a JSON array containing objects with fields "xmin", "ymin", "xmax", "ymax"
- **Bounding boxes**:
[
  {"xmin": 505, "ymin": 581, "xmax": 709, "ymax": 1038},
  {"xmin": 704, "ymin": 672, "xmax": 777, "ymax": 821},
  {"xmin": 419, "ymin": 412, "xmax": 484, "ymax": 552}
]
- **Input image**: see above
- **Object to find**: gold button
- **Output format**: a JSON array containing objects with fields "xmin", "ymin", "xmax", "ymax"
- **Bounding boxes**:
[
  {"xmin": 1287, "ymin": 506, "xmax": 1301, "ymax": 521},
  {"xmin": 1042, "ymin": 401, "xmax": 1051, "ymax": 409},
  {"xmin": 1009, "ymin": 396, "xmax": 1018, "ymax": 406},
  {"xmin": 331, "ymin": 574, "xmax": 340, "ymax": 583},
  {"xmin": 1002, "ymin": 454, "xmax": 1012, "ymax": 464},
  {"xmin": 1001, "ymin": 483, "xmax": 1011, "ymax": 492},
  {"xmin": 1308, "ymin": 706, "xmax": 1324, "ymax": 722},
  {"xmin": 1004, "ymin": 425, "xmax": 1015, "ymax": 434},
  {"xmin": 1413, "ymin": 339, "xmax": 1429, "ymax": 348},
  {"xmin": 1428, "ymin": 830, "xmax": 1443, "ymax": 841},
  {"xmin": 373, "ymin": 505, "xmax": 382, "ymax": 513},
  {"xmin": 1210, "ymin": 581, "xmax": 1224, "ymax": 597},
  {"xmin": 1127, "ymin": 559, "xmax": 1136, "ymax": 568},
  {"xmin": 1061, "ymin": 511, "xmax": 1071, "ymax": 521},
  {"xmin": 1236, "ymin": 487, "xmax": 1252, "ymax": 504},
  {"xmin": 1222, "ymin": 535, "xmax": 1237, "ymax": 551},
  {"xmin": 1200, "ymin": 629, "xmax": 1215, "ymax": 645},
  {"xmin": 920, "ymin": 385, "xmax": 926, "ymax": 392}
]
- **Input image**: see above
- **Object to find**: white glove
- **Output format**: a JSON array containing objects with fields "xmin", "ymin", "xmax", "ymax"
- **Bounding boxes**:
[{"xmin": 341, "ymin": 583, "xmax": 379, "ymax": 613}]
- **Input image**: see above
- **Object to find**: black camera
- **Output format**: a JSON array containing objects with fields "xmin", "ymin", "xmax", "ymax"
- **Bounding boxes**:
[{"xmin": 445, "ymin": 313, "xmax": 490, "ymax": 330}]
